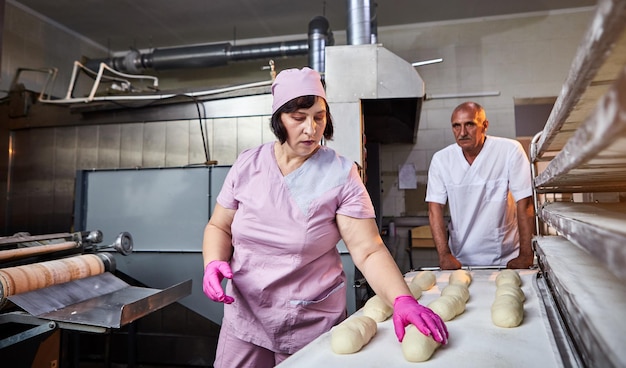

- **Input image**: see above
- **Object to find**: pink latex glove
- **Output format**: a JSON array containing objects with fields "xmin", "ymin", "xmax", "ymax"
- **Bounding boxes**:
[
  {"xmin": 392, "ymin": 295, "xmax": 448, "ymax": 344},
  {"xmin": 202, "ymin": 260, "xmax": 234, "ymax": 304}
]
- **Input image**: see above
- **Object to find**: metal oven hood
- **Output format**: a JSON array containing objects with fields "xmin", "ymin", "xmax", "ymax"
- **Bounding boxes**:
[
  {"xmin": 324, "ymin": 44, "xmax": 425, "ymax": 230},
  {"xmin": 325, "ymin": 44, "xmax": 425, "ymax": 163},
  {"xmin": 326, "ymin": 44, "xmax": 424, "ymax": 144}
]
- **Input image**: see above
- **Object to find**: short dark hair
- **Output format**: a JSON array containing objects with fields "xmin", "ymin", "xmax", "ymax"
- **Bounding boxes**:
[{"xmin": 270, "ymin": 95, "xmax": 334, "ymax": 144}]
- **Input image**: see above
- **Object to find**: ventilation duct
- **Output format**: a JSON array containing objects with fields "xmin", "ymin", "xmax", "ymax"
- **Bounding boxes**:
[
  {"xmin": 326, "ymin": 43, "xmax": 424, "ymax": 145},
  {"xmin": 370, "ymin": 2, "xmax": 378, "ymax": 44},
  {"xmin": 347, "ymin": 0, "xmax": 372, "ymax": 45},
  {"xmin": 86, "ymin": 17, "xmax": 332, "ymax": 74},
  {"xmin": 85, "ymin": 40, "xmax": 308, "ymax": 74},
  {"xmin": 308, "ymin": 16, "xmax": 333, "ymax": 74}
]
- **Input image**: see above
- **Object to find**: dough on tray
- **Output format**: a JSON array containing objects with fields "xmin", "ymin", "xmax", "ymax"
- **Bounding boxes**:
[
  {"xmin": 495, "ymin": 269, "xmax": 521, "ymax": 287},
  {"xmin": 410, "ymin": 270, "xmax": 436, "ymax": 291},
  {"xmin": 428, "ymin": 294, "xmax": 464, "ymax": 321},
  {"xmin": 495, "ymin": 283, "xmax": 525, "ymax": 302},
  {"xmin": 449, "ymin": 269, "xmax": 472, "ymax": 286},
  {"xmin": 362, "ymin": 295, "xmax": 393, "ymax": 322},
  {"xmin": 401, "ymin": 324, "xmax": 441, "ymax": 362},
  {"xmin": 441, "ymin": 283, "xmax": 470, "ymax": 303},
  {"xmin": 491, "ymin": 294, "xmax": 523, "ymax": 328},
  {"xmin": 331, "ymin": 315, "xmax": 378, "ymax": 354},
  {"xmin": 409, "ymin": 282, "xmax": 423, "ymax": 299}
]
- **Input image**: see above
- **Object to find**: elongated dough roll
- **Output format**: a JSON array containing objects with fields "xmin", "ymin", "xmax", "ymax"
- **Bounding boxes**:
[
  {"xmin": 495, "ymin": 269, "xmax": 521, "ymax": 287},
  {"xmin": 427, "ymin": 296, "xmax": 456, "ymax": 321},
  {"xmin": 449, "ymin": 269, "xmax": 472, "ymax": 286},
  {"xmin": 401, "ymin": 324, "xmax": 441, "ymax": 362},
  {"xmin": 331, "ymin": 315, "xmax": 377, "ymax": 354},
  {"xmin": 492, "ymin": 270, "xmax": 524, "ymax": 328},
  {"xmin": 428, "ymin": 294, "xmax": 465, "ymax": 321},
  {"xmin": 410, "ymin": 270, "xmax": 436, "ymax": 291},
  {"xmin": 495, "ymin": 283, "xmax": 525, "ymax": 302},
  {"xmin": 362, "ymin": 295, "xmax": 393, "ymax": 322},
  {"xmin": 491, "ymin": 294, "xmax": 523, "ymax": 328},
  {"xmin": 408, "ymin": 282, "xmax": 423, "ymax": 299},
  {"xmin": 441, "ymin": 283, "xmax": 470, "ymax": 303}
]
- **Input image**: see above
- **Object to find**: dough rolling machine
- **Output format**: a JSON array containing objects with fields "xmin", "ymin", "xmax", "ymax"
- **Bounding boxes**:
[
  {"xmin": 0, "ymin": 230, "xmax": 192, "ymax": 364},
  {"xmin": 279, "ymin": 241, "xmax": 626, "ymax": 367}
]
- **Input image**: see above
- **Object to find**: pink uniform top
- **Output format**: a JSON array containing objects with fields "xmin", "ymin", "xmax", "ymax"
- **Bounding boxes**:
[{"xmin": 216, "ymin": 142, "xmax": 375, "ymax": 354}]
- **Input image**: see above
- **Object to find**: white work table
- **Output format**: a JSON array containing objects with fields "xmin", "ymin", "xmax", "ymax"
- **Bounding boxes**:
[{"xmin": 279, "ymin": 269, "xmax": 564, "ymax": 367}]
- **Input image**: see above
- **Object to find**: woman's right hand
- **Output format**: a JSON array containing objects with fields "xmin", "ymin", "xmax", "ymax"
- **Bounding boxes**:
[{"xmin": 203, "ymin": 260, "xmax": 235, "ymax": 304}]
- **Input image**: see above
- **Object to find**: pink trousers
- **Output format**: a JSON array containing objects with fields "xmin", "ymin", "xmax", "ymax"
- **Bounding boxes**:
[{"xmin": 214, "ymin": 325, "xmax": 290, "ymax": 368}]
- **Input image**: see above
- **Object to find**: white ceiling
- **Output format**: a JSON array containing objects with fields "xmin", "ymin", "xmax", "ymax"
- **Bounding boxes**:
[{"xmin": 11, "ymin": 0, "xmax": 597, "ymax": 52}]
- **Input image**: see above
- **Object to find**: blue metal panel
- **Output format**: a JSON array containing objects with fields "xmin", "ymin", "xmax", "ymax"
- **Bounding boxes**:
[
  {"xmin": 74, "ymin": 165, "xmax": 232, "ymax": 323},
  {"xmin": 78, "ymin": 166, "xmax": 223, "ymax": 251},
  {"xmin": 74, "ymin": 164, "xmax": 358, "ymax": 323}
]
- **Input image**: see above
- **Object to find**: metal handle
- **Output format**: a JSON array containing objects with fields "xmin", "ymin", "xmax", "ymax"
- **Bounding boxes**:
[{"xmin": 86, "ymin": 232, "xmax": 134, "ymax": 256}]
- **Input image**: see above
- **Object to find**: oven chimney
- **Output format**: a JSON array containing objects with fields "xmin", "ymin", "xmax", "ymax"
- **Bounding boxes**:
[{"xmin": 347, "ymin": 0, "xmax": 375, "ymax": 45}]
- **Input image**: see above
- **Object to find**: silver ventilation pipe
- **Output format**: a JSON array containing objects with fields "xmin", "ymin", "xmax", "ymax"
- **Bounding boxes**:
[
  {"xmin": 370, "ymin": 2, "xmax": 378, "ymax": 44},
  {"xmin": 85, "ymin": 16, "xmax": 334, "ymax": 75},
  {"xmin": 85, "ymin": 40, "xmax": 309, "ymax": 74},
  {"xmin": 229, "ymin": 40, "xmax": 310, "ymax": 61},
  {"xmin": 308, "ymin": 16, "xmax": 333, "ymax": 75},
  {"xmin": 83, "ymin": 15, "xmax": 337, "ymax": 75},
  {"xmin": 84, "ymin": 16, "xmax": 333, "ymax": 75},
  {"xmin": 346, "ymin": 0, "xmax": 371, "ymax": 45}
]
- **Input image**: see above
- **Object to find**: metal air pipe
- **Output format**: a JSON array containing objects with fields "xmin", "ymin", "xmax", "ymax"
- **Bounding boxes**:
[
  {"xmin": 84, "ymin": 17, "xmax": 332, "ymax": 74},
  {"xmin": 85, "ymin": 40, "xmax": 309, "ymax": 74},
  {"xmin": 229, "ymin": 40, "xmax": 309, "ymax": 61},
  {"xmin": 308, "ymin": 16, "xmax": 332, "ymax": 75},
  {"xmin": 370, "ymin": 2, "xmax": 378, "ymax": 43},
  {"xmin": 347, "ymin": 0, "xmax": 371, "ymax": 45}
]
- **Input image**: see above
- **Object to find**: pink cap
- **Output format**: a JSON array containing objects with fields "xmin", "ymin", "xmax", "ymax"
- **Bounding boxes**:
[{"xmin": 271, "ymin": 67, "xmax": 326, "ymax": 114}]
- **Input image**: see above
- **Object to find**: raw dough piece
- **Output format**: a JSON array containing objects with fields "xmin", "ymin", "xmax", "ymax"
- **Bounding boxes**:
[
  {"xmin": 446, "ymin": 294, "xmax": 465, "ymax": 316},
  {"xmin": 409, "ymin": 282, "xmax": 423, "ymax": 299},
  {"xmin": 410, "ymin": 270, "xmax": 436, "ymax": 291},
  {"xmin": 331, "ymin": 315, "xmax": 378, "ymax": 354},
  {"xmin": 362, "ymin": 295, "xmax": 393, "ymax": 322},
  {"xmin": 427, "ymin": 297, "xmax": 455, "ymax": 322},
  {"xmin": 449, "ymin": 269, "xmax": 472, "ymax": 286},
  {"xmin": 428, "ymin": 295, "xmax": 464, "ymax": 321},
  {"xmin": 401, "ymin": 324, "xmax": 441, "ymax": 362},
  {"xmin": 441, "ymin": 283, "xmax": 470, "ymax": 303},
  {"xmin": 491, "ymin": 294, "xmax": 523, "ymax": 328},
  {"xmin": 495, "ymin": 269, "xmax": 521, "ymax": 287},
  {"xmin": 495, "ymin": 283, "xmax": 525, "ymax": 302}
]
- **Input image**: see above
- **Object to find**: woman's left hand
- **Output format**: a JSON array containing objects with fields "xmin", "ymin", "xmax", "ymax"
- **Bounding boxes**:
[{"xmin": 392, "ymin": 295, "xmax": 448, "ymax": 344}]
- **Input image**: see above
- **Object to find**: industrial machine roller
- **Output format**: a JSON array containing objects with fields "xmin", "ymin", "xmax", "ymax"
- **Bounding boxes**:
[{"xmin": 0, "ymin": 230, "xmax": 191, "ymax": 365}]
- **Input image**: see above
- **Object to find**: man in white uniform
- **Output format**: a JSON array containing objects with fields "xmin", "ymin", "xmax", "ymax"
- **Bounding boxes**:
[{"xmin": 426, "ymin": 102, "xmax": 534, "ymax": 269}]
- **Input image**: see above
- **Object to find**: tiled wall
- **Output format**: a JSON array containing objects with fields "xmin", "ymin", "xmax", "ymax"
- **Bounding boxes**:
[
  {"xmin": 1, "ymin": 4, "xmax": 595, "ymax": 220},
  {"xmin": 1, "ymin": 2, "xmax": 106, "ymax": 97},
  {"xmin": 377, "ymin": 9, "xmax": 594, "ymax": 217}
]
